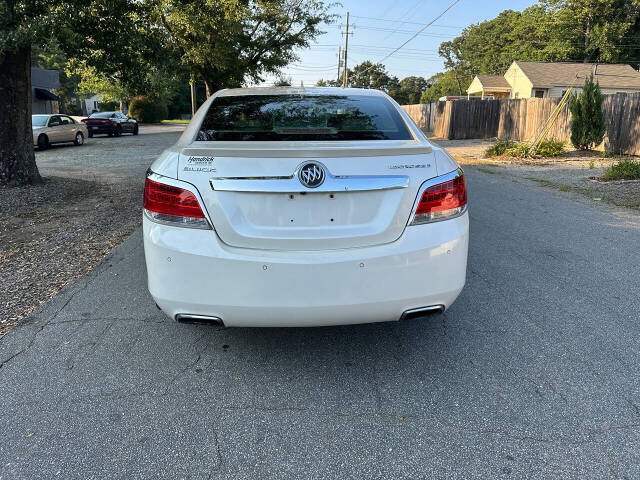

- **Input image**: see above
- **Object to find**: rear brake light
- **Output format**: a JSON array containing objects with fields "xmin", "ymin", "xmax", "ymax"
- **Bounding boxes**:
[
  {"xmin": 143, "ymin": 177, "xmax": 210, "ymax": 229},
  {"xmin": 410, "ymin": 172, "xmax": 467, "ymax": 225}
]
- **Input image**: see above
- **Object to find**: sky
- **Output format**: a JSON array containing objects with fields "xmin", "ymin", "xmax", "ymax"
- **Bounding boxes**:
[{"xmin": 264, "ymin": 0, "xmax": 537, "ymax": 86}]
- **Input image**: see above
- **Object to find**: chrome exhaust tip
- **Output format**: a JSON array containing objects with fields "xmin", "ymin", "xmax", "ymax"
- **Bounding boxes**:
[
  {"xmin": 175, "ymin": 314, "xmax": 224, "ymax": 326},
  {"xmin": 400, "ymin": 305, "xmax": 445, "ymax": 321}
]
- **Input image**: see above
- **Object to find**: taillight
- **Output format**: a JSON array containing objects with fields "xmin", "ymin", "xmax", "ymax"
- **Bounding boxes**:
[
  {"xmin": 409, "ymin": 171, "xmax": 467, "ymax": 225},
  {"xmin": 143, "ymin": 177, "xmax": 210, "ymax": 229}
]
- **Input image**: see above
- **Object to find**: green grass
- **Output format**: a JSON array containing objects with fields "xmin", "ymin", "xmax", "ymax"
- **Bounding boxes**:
[
  {"xmin": 603, "ymin": 159, "xmax": 640, "ymax": 181},
  {"xmin": 161, "ymin": 119, "xmax": 190, "ymax": 124}
]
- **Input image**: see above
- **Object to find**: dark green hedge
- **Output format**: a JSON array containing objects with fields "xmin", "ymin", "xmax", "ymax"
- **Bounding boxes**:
[{"xmin": 128, "ymin": 96, "xmax": 168, "ymax": 123}]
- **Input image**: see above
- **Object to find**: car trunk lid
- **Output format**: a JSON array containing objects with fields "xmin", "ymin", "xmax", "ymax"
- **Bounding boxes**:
[{"xmin": 177, "ymin": 140, "xmax": 436, "ymax": 250}]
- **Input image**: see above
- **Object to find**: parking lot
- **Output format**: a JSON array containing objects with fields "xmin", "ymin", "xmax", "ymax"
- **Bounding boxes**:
[{"xmin": 1, "ymin": 130, "xmax": 640, "ymax": 478}]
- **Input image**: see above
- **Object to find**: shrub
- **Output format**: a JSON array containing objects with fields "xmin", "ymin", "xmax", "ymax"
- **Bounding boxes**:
[
  {"xmin": 535, "ymin": 139, "xmax": 564, "ymax": 157},
  {"xmin": 569, "ymin": 74, "xmax": 606, "ymax": 150},
  {"xmin": 485, "ymin": 140, "xmax": 530, "ymax": 158},
  {"xmin": 485, "ymin": 139, "xmax": 516, "ymax": 157},
  {"xmin": 100, "ymin": 100, "xmax": 119, "ymax": 111},
  {"xmin": 603, "ymin": 160, "xmax": 640, "ymax": 181},
  {"xmin": 128, "ymin": 96, "xmax": 168, "ymax": 123},
  {"xmin": 505, "ymin": 143, "xmax": 531, "ymax": 158},
  {"xmin": 65, "ymin": 102, "xmax": 82, "ymax": 116},
  {"xmin": 485, "ymin": 139, "xmax": 564, "ymax": 158}
]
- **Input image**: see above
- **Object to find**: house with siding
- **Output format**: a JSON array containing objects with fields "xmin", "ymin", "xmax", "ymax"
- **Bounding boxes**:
[
  {"xmin": 465, "ymin": 75, "xmax": 512, "ymax": 99},
  {"xmin": 31, "ymin": 68, "xmax": 60, "ymax": 114},
  {"xmin": 467, "ymin": 61, "xmax": 640, "ymax": 99}
]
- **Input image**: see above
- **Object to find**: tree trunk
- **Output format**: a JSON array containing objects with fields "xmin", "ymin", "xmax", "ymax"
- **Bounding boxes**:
[
  {"xmin": 204, "ymin": 79, "xmax": 220, "ymax": 98},
  {"xmin": 0, "ymin": 47, "xmax": 42, "ymax": 186},
  {"xmin": 583, "ymin": 18, "xmax": 591, "ymax": 62}
]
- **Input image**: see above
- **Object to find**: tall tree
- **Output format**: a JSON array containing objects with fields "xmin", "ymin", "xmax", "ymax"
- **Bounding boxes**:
[
  {"xmin": 154, "ymin": 0, "xmax": 335, "ymax": 97},
  {"xmin": 437, "ymin": 0, "xmax": 640, "ymax": 84},
  {"xmin": 316, "ymin": 78, "xmax": 341, "ymax": 87},
  {"xmin": 347, "ymin": 61, "xmax": 399, "ymax": 92},
  {"xmin": 419, "ymin": 71, "xmax": 469, "ymax": 103},
  {"xmin": 439, "ymin": 6, "xmax": 554, "ymax": 79},
  {"xmin": 541, "ymin": 0, "xmax": 640, "ymax": 63},
  {"xmin": 389, "ymin": 76, "xmax": 428, "ymax": 105},
  {"xmin": 0, "ymin": 0, "xmax": 163, "ymax": 185}
]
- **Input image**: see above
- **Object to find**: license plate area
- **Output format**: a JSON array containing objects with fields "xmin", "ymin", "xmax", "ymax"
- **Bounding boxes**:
[{"xmin": 222, "ymin": 191, "xmax": 376, "ymax": 228}]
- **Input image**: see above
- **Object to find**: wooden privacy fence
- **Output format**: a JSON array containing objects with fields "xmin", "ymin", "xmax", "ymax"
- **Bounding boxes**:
[
  {"xmin": 401, "ymin": 103, "xmax": 437, "ymax": 132},
  {"xmin": 403, "ymin": 94, "xmax": 640, "ymax": 155}
]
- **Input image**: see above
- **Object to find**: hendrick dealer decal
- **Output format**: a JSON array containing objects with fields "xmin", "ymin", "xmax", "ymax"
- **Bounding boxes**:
[{"xmin": 183, "ymin": 156, "xmax": 217, "ymax": 173}]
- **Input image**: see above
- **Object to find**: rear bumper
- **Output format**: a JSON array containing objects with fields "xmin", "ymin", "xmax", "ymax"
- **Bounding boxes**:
[
  {"xmin": 85, "ymin": 124, "xmax": 114, "ymax": 134},
  {"xmin": 143, "ymin": 212, "xmax": 469, "ymax": 327}
]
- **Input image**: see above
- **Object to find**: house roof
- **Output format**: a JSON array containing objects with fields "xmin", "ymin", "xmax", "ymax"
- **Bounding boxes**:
[
  {"xmin": 475, "ymin": 75, "xmax": 511, "ymax": 90},
  {"xmin": 515, "ymin": 61, "xmax": 640, "ymax": 89},
  {"xmin": 31, "ymin": 68, "xmax": 60, "ymax": 90}
]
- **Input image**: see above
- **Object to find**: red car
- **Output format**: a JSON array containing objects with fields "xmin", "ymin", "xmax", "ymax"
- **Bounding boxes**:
[{"xmin": 82, "ymin": 111, "xmax": 139, "ymax": 137}]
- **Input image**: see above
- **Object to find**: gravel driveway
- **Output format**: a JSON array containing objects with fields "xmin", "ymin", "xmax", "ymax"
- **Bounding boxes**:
[
  {"xmin": 1, "ymin": 143, "xmax": 639, "ymax": 478},
  {"xmin": 0, "ymin": 125, "xmax": 185, "ymax": 337},
  {"xmin": 435, "ymin": 138, "xmax": 640, "ymax": 210}
]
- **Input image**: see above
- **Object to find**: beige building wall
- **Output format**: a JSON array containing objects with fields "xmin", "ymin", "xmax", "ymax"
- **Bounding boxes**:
[
  {"xmin": 466, "ymin": 76, "xmax": 484, "ymax": 96},
  {"xmin": 505, "ymin": 62, "xmax": 533, "ymax": 99},
  {"xmin": 548, "ymin": 86, "xmax": 571, "ymax": 97},
  {"xmin": 548, "ymin": 86, "xmax": 640, "ymax": 97}
]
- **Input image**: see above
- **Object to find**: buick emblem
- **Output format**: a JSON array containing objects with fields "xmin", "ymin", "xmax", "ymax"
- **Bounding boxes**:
[{"xmin": 298, "ymin": 162, "xmax": 325, "ymax": 188}]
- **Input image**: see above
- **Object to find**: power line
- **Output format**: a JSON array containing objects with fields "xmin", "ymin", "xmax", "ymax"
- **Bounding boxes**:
[
  {"xmin": 379, "ymin": 0, "xmax": 427, "ymax": 43},
  {"xmin": 350, "ymin": 15, "xmax": 463, "ymax": 29},
  {"xmin": 350, "ymin": 44, "xmax": 439, "ymax": 53},
  {"xmin": 291, "ymin": 62, "xmax": 339, "ymax": 69},
  {"xmin": 288, "ymin": 65, "xmax": 338, "ymax": 72},
  {"xmin": 348, "ymin": 25, "xmax": 456, "ymax": 38},
  {"xmin": 325, "ymin": 24, "xmax": 455, "ymax": 39},
  {"xmin": 354, "ymin": 0, "xmax": 461, "ymax": 80}
]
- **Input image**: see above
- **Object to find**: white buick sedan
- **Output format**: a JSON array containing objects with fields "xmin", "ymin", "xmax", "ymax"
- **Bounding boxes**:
[{"xmin": 143, "ymin": 88, "xmax": 468, "ymax": 327}]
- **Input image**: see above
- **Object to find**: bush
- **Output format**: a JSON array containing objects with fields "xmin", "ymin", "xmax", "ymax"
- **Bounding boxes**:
[
  {"xmin": 485, "ymin": 139, "xmax": 516, "ymax": 157},
  {"xmin": 505, "ymin": 143, "xmax": 531, "ymax": 158},
  {"xmin": 485, "ymin": 139, "xmax": 564, "ymax": 158},
  {"xmin": 569, "ymin": 74, "xmax": 606, "ymax": 150},
  {"xmin": 100, "ymin": 100, "xmax": 119, "ymax": 111},
  {"xmin": 128, "ymin": 96, "xmax": 168, "ymax": 123},
  {"xmin": 535, "ymin": 139, "xmax": 564, "ymax": 157},
  {"xmin": 485, "ymin": 140, "xmax": 530, "ymax": 158},
  {"xmin": 64, "ymin": 102, "xmax": 82, "ymax": 116},
  {"xmin": 603, "ymin": 160, "xmax": 640, "ymax": 181}
]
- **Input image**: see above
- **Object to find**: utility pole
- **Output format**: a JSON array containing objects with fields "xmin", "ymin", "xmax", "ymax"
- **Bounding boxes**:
[
  {"xmin": 337, "ymin": 46, "xmax": 342, "ymax": 83},
  {"xmin": 190, "ymin": 79, "xmax": 196, "ymax": 117},
  {"xmin": 342, "ymin": 12, "xmax": 351, "ymax": 88}
]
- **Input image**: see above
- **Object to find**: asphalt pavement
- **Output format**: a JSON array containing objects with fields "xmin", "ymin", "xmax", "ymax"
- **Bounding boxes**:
[{"xmin": 1, "ymin": 135, "xmax": 639, "ymax": 479}]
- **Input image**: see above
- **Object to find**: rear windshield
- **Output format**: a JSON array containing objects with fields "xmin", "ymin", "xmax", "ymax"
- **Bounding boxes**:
[
  {"xmin": 90, "ymin": 112, "xmax": 114, "ymax": 118},
  {"xmin": 197, "ymin": 94, "xmax": 412, "ymax": 141}
]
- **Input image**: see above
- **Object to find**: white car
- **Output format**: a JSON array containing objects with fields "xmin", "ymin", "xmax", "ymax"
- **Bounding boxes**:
[
  {"xmin": 32, "ymin": 114, "xmax": 88, "ymax": 149},
  {"xmin": 143, "ymin": 88, "xmax": 468, "ymax": 327}
]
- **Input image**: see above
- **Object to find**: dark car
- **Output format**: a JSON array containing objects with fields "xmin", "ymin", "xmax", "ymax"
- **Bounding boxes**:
[{"xmin": 82, "ymin": 111, "xmax": 138, "ymax": 137}]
